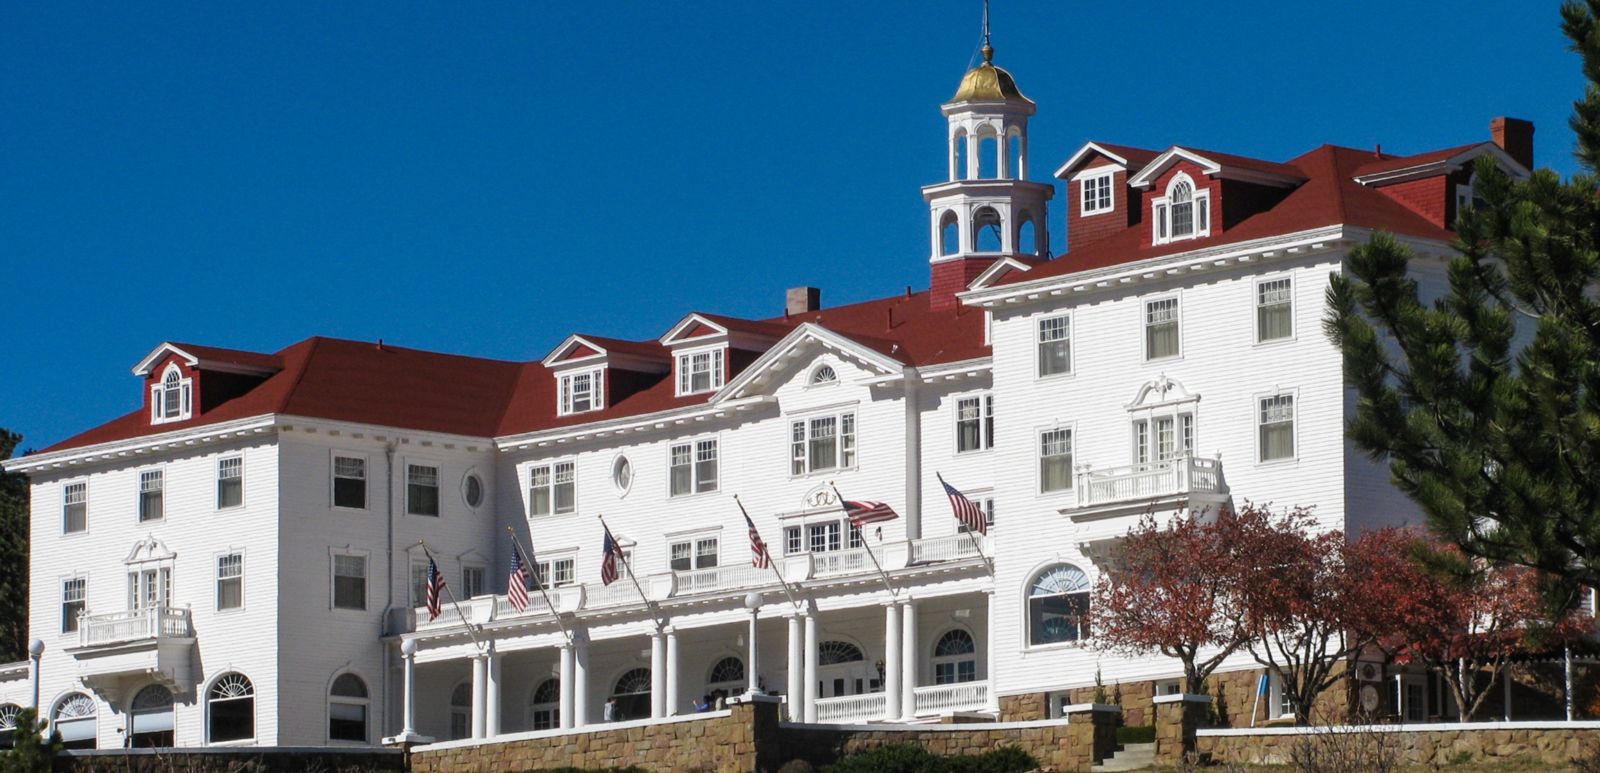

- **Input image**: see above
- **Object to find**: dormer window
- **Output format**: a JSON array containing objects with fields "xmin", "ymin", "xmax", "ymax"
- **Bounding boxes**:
[
  {"xmin": 1152, "ymin": 173, "xmax": 1210, "ymax": 244},
  {"xmin": 1080, "ymin": 170, "xmax": 1114, "ymax": 215},
  {"xmin": 150, "ymin": 364, "xmax": 192, "ymax": 424},
  {"xmin": 676, "ymin": 347, "xmax": 725, "ymax": 396},
  {"xmin": 558, "ymin": 369, "xmax": 604, "ymax": 415}
]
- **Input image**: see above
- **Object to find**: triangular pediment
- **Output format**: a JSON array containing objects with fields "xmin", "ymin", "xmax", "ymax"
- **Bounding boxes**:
[
  {"xmin": 713, "ymin": 323, "xmax": 904, "ymax": 401},
  {"xmin": 659, "ymin": 313, "xmax": 729, "ymax": 345},
  {"xmin": 541, "ymin": 335, "xmax": 610, "ymax": 367}
]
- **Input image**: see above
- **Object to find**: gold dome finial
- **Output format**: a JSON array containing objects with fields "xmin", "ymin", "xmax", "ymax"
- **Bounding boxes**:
[
  {"xmin": 981, "ymin": 0, "xmax": 994, "ymax": 63},
  {"xmin": 950, "ymin": 0, "xmax": 1029, "ymax": 103}
]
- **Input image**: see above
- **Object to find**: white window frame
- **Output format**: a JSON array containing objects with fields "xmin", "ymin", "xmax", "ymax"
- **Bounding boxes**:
[
  {"xmin": 138, "ymin": 468, "xmax": 165, "ymax": 523},
  {"xmin": 954, "ymin": 393, "xmax": 995, "ymax": 454},
  {"xmin": 461, "ymin": 564, "xmax": 486, "ymax": 599},
  {"xmin": 1132, "ymin": 413, "xmax": 1196, "ymax": 465},
  {"xmin": 405, "ymin": 461, "xmax": 441, "ymax": 517},
  {"xmin": 1151, "ymin": 172, "xmax": 1211, "ymax": 245},
  {"xmin": 327, "ymin": 672, "xmax": 371, "ymax": 744},
  {"xmin": 408, "ymin": 558, "xmax": 430, "ymax": 609},
  {"xmin": 667, "ymin": 532, "xmax": 720, "ymax": 573},
  {"xmin": 62, "ymin": 480, "xmax": 88, "ymax": 535},
  {"xmin": 1256, "ymin": 390, "xmax": 1299, "ymax": 464},
  {"xmin": 532, "ymin": 552, "xmax": 577, "ymax": 590},
  {"xmin": 60, "ymin": 575, "xmax": 87, "ymax": 635},
  {"xmin": 1143, "ymin": 294, "xmax": 1182, "ymax": 362},
  {"xmin": 1035, "ymin": 314, "xmax": 1073, "ymax": 379},
  {"xmin": 1254, "ymin": 275, "xmax": 1295, "ymax": 344},
  {"xmin": 330, "ymin": 549, "xmax": 369, "ymax": 612},
  {"xmin": 557, "ymin": 368, "xmax": 605, "ymax": 415},
  {"xmin": 216, "ymin": 456, "xmax": 244, "ymax": 510},
  {"xmin": 215, "ymin": 550, "xmax": 244, "ymax": 612},
  {"xmin": 668, "ymin": 436, "xmax": 719, "ymax": 497},
  {"xmin": 150, "ymin": 363, "xmax": 193, "ymax": 424},
  {"xmin": 1078, "ymin": 168, "xmax": 1115, "ymax": 215},
  {"xmin": 528, "ymin": 460, "xmax": 577, "ymax": 518},
  {"xmin": 956, "ymin": 491, "xmax": 996, "ymax": 534},
  {"xmin": 1037, "ymin": 425, "xmax": 1075, "ymax": 494},
  {"xmin": 331, "ymin": 452, "xmax": 368, "ymax": 511},
  {"xmin": 675, "ymin": 345, "xmax": 726, "ymax": 396},
  {"xmin": 789, "ymin": 410, "xmax": 857, "ymax": 477}
]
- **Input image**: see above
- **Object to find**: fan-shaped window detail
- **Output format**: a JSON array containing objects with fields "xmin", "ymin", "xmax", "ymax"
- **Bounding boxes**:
[
  {"xmin": 207, "ymin": 673, "xmax": 254, "ymax": 743},
  {"xmin": 129, "ymin": 685, "xmax": 174, "ymax": 747},
  {"xmin": 818, "ymin": 641, "xmax": 864, "ymax": 666},
  {"xmin": 151, "ymin": 364, "xmax": 192, "ymax": 424},
  {"xmin": 932, "ymin": 629, "xmax": 978, "ymax": 685},
  {"xmin": 1154, "ymin": 173, "xmax": 1209, "ymax": 244},
  {"xmin": 449, "ymin": 682, "xmax": 471, "ymax": 740},
  {"xmin": 328, "ymin": 673, "xmax": 369, "ymax": 743},
  {"xmin": 0, "ymin": 703, "xmax": 21, "ymax": 749},
  {"xmin": 528, "ymin": 678, "xmax": 560, "ymax": 731},
  {"xmin": 1028, "ymin": 564, "xmax": 1091, "ymax": 645},
  {"xmin": 810, "ymin": 365, "xmax": 838, "ymax": 385},
  {"xmin": 708, "ymin": 656, "xmax": 745, "ymax": 687},
  {"xmin": 610, "ymin": 668, "xmax": 652, "ymax": 722},
  {"xmin": 52, "ymin": 692, "xmax": 97, "ymax": 749}
]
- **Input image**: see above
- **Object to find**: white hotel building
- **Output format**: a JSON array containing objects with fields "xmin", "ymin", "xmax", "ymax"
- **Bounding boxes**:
[{"xmin": 0, "ymin": 40, "xmax": 1534, "ymax": 749}]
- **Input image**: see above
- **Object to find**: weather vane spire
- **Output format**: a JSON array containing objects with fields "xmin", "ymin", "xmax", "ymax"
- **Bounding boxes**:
[{"xmin": 981, "ymin": 0, "xmax": 994, "ymax": 63}]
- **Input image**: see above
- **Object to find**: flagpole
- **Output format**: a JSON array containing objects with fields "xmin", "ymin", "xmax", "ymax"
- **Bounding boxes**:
[
  {"xmin": 733, "ymin": 494, "xmax": 803, "ymax": 612},
  {"xmin": 505, "ymin": 526, "xmax": 573, "ymax": 645},
  {"xmin": 827, "ymin": 483, "xmax": 898, "ymax": 598},
  {"xmin": 416, "ymin": 539, "xmax": 486, "ymax": 652},
  {"xmin": 597, "ymin": 513, "xmax": 665, "ymax": 633},
  {"xmin": 937, "ymin": 473, "xmax": 996, "ymax": 575}
]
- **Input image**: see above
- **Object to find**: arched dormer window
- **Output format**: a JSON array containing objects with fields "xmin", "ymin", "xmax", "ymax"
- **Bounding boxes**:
[
  {"xmin": 151, "ymin": 364, "xmax": 193, "ymax": 424},
  {"xmin": 1028, "ymin": 564, "xmax": 1091, "ymax": 645},
  {"xmin": 809, "ymin": 364, "xmax": 838, "ymax": 386},
  {"xmin": 1153, "ymin": 173, "xmax": 1209, "ymax": 244}
]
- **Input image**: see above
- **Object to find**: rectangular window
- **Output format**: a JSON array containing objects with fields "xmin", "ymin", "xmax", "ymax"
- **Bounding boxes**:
[
  {"xmin": 668, "ymin": 441, "xmax": 718, "ymax": 497},
  {"xmin": 956, "ymin": 394, "xmax": 995, "ymax": 453},
  {"xmin": 62, "ymin": 577, "xmax": 85, "ymax": 633},
  {"xmin": 559, "ymin": 369, "xmax": 604, "ymax": 415},
  {"xmin": 529, "ymin": 462, "xmax": 577, "ymax": 517},
  {"xmin": 669, "ymin": 537, "xmax": 719, "ymax": 572},
  {"xmin": 1037, "ymin": 316, "xmax": 1071, "ymax": 377},
  {"xmin": 1134, "ymin": 414, "xmax": 1195, "ymax": 463},
  {"xmin": 957, "ymin": 497, "xmax": 996, "ymax": 534},
  {"xmin": 127, "ymin": 567, "xmax": 169, "ymax": 610},
  {"xmin": 63, "ymin": 482, "xmax": 87, "ymax": 534},
  {"xmin": 1039, "ymin": 428, "xmax": 1074, "ymax": 493},
  {"xmin": 790, "ymin": 412, "xmax": 856, "ymax": 475},
  {"xmin": 533, "ymin": 558, "xmax": 575, "ymax": 589},
  {"xmin": 1155, "ymin": 203, "xmax": 1168, "ymax": 241},
  {"xmin": 333, "ymin": 553, "xmax": 367, "ymax": 610},
  {"xmin": 333, "ymin": 456, "xmax": 367, "ymax": 509},
  {"xmin": 1080, "ymin": 172, "xmax": 1113, "ymax": 214},
  {"xmin": 784, "ymin": 526, "xmax": 803, "ymax": 555},
  {"xmin": 1259, "ymin": 394, "xmax": 1296, "ymax": 461},
  {"xmin": 407, "ymin": 464, "xmax": 440, "ymax": 516},
  {"xmin": 677, "ymin": 349, "xmax": 725, "ymax": 395},
  {"xmin": 808, "ymin": 522, "xmax": 842, "ymax": 553},
  {"xmin": 217, "ymin": 553, "xmax": 243, "ymax": 610},
  {"xmin": 217, "ymin": 457, "xmax": 243, "ymax": 509},
  {"xmin": 1256, "ymin": 277, "xmax": 1293, "ymax": 342},
  {"xmin": 138, "ymin": 470, "xmax": 164, "ymax": 522},
  {"xmin": 410, "ymin": 561, "xmax": 429, "ymax": 607},
  {"xmin": 1144, "ymin": 298, "xmax": 1180, "ymax": 360},
  {"xmin": 695, "ymin": 439, "xmax": 718, "ymax": 492},
  {"xmin": 462, "ymin": 566, "xmax": 485, "ymax": 598}
]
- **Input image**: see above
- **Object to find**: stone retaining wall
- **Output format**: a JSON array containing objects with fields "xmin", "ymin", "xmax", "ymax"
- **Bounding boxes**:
[
  {"xmin": 1198, "ymin": 722, "xmax": 1600, "ymax": 768},
  {"xmin": 58, "ymin": 747, "xmax": 406, "ymax": 772}
]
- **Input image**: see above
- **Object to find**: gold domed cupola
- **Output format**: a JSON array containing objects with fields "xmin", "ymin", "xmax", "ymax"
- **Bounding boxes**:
[{"xmin": 951, "ymin": 42, "xmax": 1030, "ymax": 104}]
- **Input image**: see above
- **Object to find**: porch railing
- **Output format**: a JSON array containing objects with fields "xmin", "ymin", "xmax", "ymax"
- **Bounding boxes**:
[
  {"xmin": 815, "ymin": 692, "xmax": 888, "ymax": 723},
  {"xmin": 78, "ymin": 606, "xmax": 192, "ymax": 647},
  {"xmin": 583, "ymin": 583, "xmax": 644, "ymax": 609},
  {"xmin": 909, "ymin": 534, "xmax": 984, "ymax": 564},
  {"xmin": 1079, "ymin": 455, "xmax": 1226, "ymax": 508},
  {"xmin": 912, "ymin": 681, "xmax": 990, "ymax": 715},
  {"xmin": 675, "ymin": 563, "xmax": 768, "ymax": 595},
  {"xmin": 812, "ymin": 548, "xmax": 872, "ymax": 577}
]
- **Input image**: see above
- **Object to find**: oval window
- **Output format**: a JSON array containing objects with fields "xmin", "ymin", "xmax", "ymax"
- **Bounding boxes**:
[
  {"xmin": 612, "ymin": 456, "xmax": 633, "ymax": 493},
  {"xmin": 463, "ymin": 474, "xmax": 483, "ymax": 508}
]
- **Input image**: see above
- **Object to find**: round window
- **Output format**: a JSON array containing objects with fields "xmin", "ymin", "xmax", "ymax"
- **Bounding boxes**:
[
  {"xmin": 463, "ymin": 474, "xmax": 483, "ymax": 508},
  {"xmin": 612, "ymin": 456, "xmax": 633, "ymax": 493}
]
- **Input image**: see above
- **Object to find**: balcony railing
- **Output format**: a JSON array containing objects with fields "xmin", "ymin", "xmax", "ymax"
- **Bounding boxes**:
[
  {"xmin": 912, "ymin": 681, "xmax": 990, "ymax": 715},
  {"xmin": 1077, "ymin": 454, "xmax": 1226, "ymax": 509},
  {"xmin": 676, "ymin": 563, "xmax": 768, "ymax": 595},
  {"xmin": 812, "ymin": 547, "xmax": 873, "ymax": 577},
  {"xmin": 908, "ymin": 533, "xmax": 983, "ymax": 564},
  {"xmin": 815, "ymin": 692, "xmax": 888, "ymax": 723},
  {"xmin": 78, "ymin": 606, "xmax": 192, "ymax": 648}
]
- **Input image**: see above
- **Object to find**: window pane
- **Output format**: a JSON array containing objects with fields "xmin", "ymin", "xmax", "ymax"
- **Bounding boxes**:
[
  {"xmin": 696, "ymin": 538, "xmax": 718, "ymax": 569},
  {"xmin": 670, "ymin": 542, "xmax": 691, "ymax": 572},
  {"xmin": 956, "ymin": 397, "xmax": 982, "ymax": 452},
  {"xmin": 63, "ymin": 483, "xmax": 87, "ymax": 533},
  {"xmin": 790, "ymin": 421, "xmax": 807, "ymax": 475},
  {"xmin": 840, "ymin": 414, "xmax": 856, "ymax": 468},
  {"xmin": 333, "ymin": 457, "xmax": 366, "ymax": 509},
  {"xmin": 554, "ymin": 463, "xmax": 576, "ymax": 513},
  {"xmin": 1145, "ymin": 299, "xmax": 1180, "ymax": 359},
  {"xmin": 407, "ymin": 465, "xmax": 439, "ymax": 516},
  {"xmin": 218, "ymin": 554, "xmax": 243, "ymax": 610},
  {"xmin": 670, "ymin": 444, "xmax": 691, "ymax": 496},
  {"xmin": 1037, "ymin": 317, "xmax": 1071, "ymax": 376},
  {"xmin": 810, "ymin": 417, "xmax": 837, "ymax": 471},
  {"xmin": 1039, "ymin": 430, "xmax": 1073, "ymax": 492},
  {"xmin": 139, "ymin": 471, "xmax": 163, "ymax": 522},
  {"xmin": 695, "ymin": 440, "xmax": 718, "ymax": 492},
  {"xmin": 1257, "ymin": 279, "xmax": 1293, "ymax": 341},
  {"xmin": 1029, "ymin": 592, "xmax": 1090, "ymax": 645},
  {"xmin": 552, "ymin": 559, "xmax": 574, "ymax": 586},
  {"xmin": 218, "ymin": 458, "xmax": 243, "ymax": 508},
  {"xmin": 333, "ymin": 555, "xmax": 366, "ymax": 610},
  {"xmin": 1260, "ymin": 395, "xmax": 1295, "ymax": 460}
]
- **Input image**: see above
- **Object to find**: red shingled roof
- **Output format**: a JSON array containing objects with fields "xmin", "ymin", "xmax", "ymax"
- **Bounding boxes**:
[{"xmin": 1351, "ymin": 143, "xmax": 1483, "ymax": 178}]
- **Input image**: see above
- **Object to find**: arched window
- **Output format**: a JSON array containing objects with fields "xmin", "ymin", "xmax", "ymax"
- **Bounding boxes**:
[
  {"xmin": 977, "ymin": 126, "xmax": 999, "ymax": 179},
  {"xmin": 1170, "ymin": 180, "xmax": 1194, "ymax": 238},
  {"xmin": 129, "ymin": 684, "xmax": 174, "ymax": 747},
  {"xmin": 611, "ymin": 668, "xmax": 652, "ymax": 722},
  {"xmin": 972, "ymin": 207, "xmax": 1003, "ymax": 253},
  {"xmin": 152, "ymin": 364, "xmax": 192, "ymax": 423},
  {"xmin": 1017, "ymin": 212, "xmax": 1037, "ymax": 256},
  {"xmin": 52, "ymin": 692, "xmax": 97, "ymax": 750},
  {"xmin": 1028, "ymin": 564, "xmax": 1091, "ymax": 645},
  {"xmin": 1155, "ymin": 174, "xmax": 1208, "ymax": 243},
  {"xmin": 706, "ymin": 656, "xmax": 746, "ymax": 695},
  {"xmin": 0, "ymin": 703, "xmax": 21, "ymax": 749},
  {"xmin": 932, "ymin": 629, "xmax": 978, "ymax": 684},
  {"xmin": 810, "ymin": 365, "xmax": 838, "ymax": 385},
  {"xmin": 953, "ymin": 129, "xmax": 969, "ymax": 180},
  {"xmin": 817, "ymin": 641, "xmax": 864, "ymax": 666},
  {"xmin": 328, "ymin": 673, "xmax": 369, "ymax": 743},
  {"xmin": 527, "ymin": 678, "xmax": 560, "ymax": 731},
  {"xmin": 449, "ymin": 682, "xmax": 471, "ymax": 740},
  {"xmin": 939, "ymin": 210, "xmax": 960, "ymax": 256},
  {"xmin": 207, "ymin": 673, "xmax": 255, "ymax": 743}
]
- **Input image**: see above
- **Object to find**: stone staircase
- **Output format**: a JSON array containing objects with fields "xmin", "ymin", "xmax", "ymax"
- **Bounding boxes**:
[{"xmin": 1089, "ymin": 741, "xmax": 1155, "ymax": 772}]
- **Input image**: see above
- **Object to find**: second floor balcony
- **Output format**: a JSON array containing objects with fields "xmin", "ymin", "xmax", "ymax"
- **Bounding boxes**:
[
  {"xmin": 1066, "ymin": 454, "xmax": 1230, "ymax": 522},
  {"xmin": 65, "ymin": 606, "xmax": 195, "ymax": 694}
]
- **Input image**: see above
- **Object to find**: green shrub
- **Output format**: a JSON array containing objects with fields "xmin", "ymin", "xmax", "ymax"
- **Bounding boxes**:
[
  {"xmin": 0, "ymin": 709, "xmax": 63, "ymax": 773},
  {"xmin": 1116, "ymin": 724, "xmax": 1156, "ymax": 744},
  {"xmin": 820, "ymin": 743, "xmax": 1036, "ymax": 773}
]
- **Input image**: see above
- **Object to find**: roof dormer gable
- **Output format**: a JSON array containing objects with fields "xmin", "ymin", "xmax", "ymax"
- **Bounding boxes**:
[
  {"xmin": 716, "ymin": 323, "xmax": 905, "ymax": 402},
  {"xmin": 540, "ymin": 334, "xmax": 670, "ymax": 374},
  {"xmin": 659, "ymin": 313, "xmax": 788, "ymax": 397},
  {"xmin": 1352, "ymin": 142, "xmax": 1532, "ymax": 230},
  {"xmin": 133, "ymin": 341, "xmax": 281, "ymax": 427},
  {"xmin": 1130, "ymin": 149, "xmax": 1305, "ymax": 247}
]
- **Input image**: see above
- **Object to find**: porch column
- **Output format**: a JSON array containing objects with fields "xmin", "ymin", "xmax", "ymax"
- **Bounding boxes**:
[
  {"xmin": 883, "ymin": 602, "xmax": 902, "ymax": 720},
  {"xmin": 985, "ymin": 589, "xmax": 999, "ymax": 712},
  {"xmin": 803, "ymin": 612, "xmax": 819, "ymax": 722},
  {"xmin": 665, "ymin": 628, "xmax": 680, "ymax": 716},
  {"xmin": 786, "ymin": 614, "xmax": 804, "ymax": 720},
  {"xmin": 27, "ymin": 639, "xmax": 43, "ymax": 711},
  {"xmin": 900, "ymin": 598, "xmax": 918, "ymax": 720},
  {"xmin": 400, "ymin": 639, "xmax": 419, "ymax": 737},
  {"xmin": 485, "ymin": 645, "xmax": 502, "ymax": 737},
  {"xmin": 573, "ymin": 639, "xmax": 590, "ymax": 728},
  {"xmin": 745, "ymin": 593, "xmax": 763, "ymax": 696},
  {"xmin": 470, "ymin": 653, "xmax": 488, "ymax": 739},
  {"xmin": 558, "ymin": 643, "xmax": 575, "ymax": 730},
  {"xmin": 650, "ymin": 631, "xmax": 667, "ymax": 718}
]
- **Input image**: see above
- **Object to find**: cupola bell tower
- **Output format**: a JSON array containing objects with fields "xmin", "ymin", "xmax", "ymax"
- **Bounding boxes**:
[{"xmin": 923, "ymin": 12, "xmax": 1053, "ymax": 311}]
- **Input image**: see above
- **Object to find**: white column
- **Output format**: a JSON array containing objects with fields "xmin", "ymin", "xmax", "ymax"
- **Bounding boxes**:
[
  {"xmin": 965, "ymin": 133, "xmax": 979, "ymax": 179},
  {"xmin": 883, "ymin": 603, "xmax": 902, "ymax": 720},
  {"xmin": 27, "ymin": 640, "xmax": 43, "ymax": 711},
  {"xmin": 665, "ymin": 629, "xmax": 681, "ymax": 716},
  {"xmin": 1503, "ymin": 669, "xmax": 1513, "ymax": 722},
  {"xmin": 470, "ymin": 654, "xmax": 488, "ymax": 739},
  {"xmin": 747, "ymin": 610, "xmax": 761, "ymax": 695},
  {"xmin": 1394, "ymin": 673, "xmax": 1405, "ymax": 723},
  {"xmin": 400, "ymin": 640, "xmax": 419, "ymax": 737},
  {"xmin": 985, "ymin": 590, "xmax": 999, "ymax": 712},
  {"xmin": 786, "ymin": 615, "xmax": 804, "ymax": 720},
  {"xmin": 573, "ymin": 640, "xmax": 590, "ymax": 728},
  {"xmin": 650, "ymin": 632, "xmax": 667, "ymax": 718},
  {"xmin": 803, "ymin": 613, "xmax": 819, "ymax": 722},
  {"xmin": 485, "ymin": 647, "xmax": 502, "ymax": 737},
  {"xmin": 900, "ymin": 598, "xmax": 918, "ymax": 720},
  {"xmin": 559, "ymin": 643, "xmax": 575, "ymax": 730}
]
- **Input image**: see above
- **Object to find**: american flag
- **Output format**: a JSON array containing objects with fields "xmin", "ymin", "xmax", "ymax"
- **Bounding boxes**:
[
  {"xmin": 507, "ymin": 544, "xmax": 532, "ymax": 612},
  {"xmin": 938, "ymin": 473, "xmax": 987, "ymax": 535},
  {"xmin": 743, "ymin": 511, "xmax": 771, "ymax": 569},
  {"xmin": 425, "ymin": 558, "xmax": 446, "ymax": 621},
  {"xmin": 600, "ymin": 525, "xmax": 623, "ymax": 586},
  {"xmin": 842, "ymin": 499, "xmax": 899, "ymax": 529}
]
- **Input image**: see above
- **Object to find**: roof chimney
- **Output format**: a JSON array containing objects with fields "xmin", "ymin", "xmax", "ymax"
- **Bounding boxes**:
[
  {"xmin": 786, "ymin": 286, "xmax": 821, "ymax": 316},
  {"xmin": 1491, "ymin": 117, "xmax": 1534, "ymax": 170}
]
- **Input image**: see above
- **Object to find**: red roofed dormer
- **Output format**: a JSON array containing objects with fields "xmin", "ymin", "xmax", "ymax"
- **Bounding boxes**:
[
  {"xmin": 1352, "ymin": 122, "xmax": 1533, "ymax": 231},
  {"xmin": 1127, "ymin": 147, "xmax": 1304, "ymax": 248},
  {"xmin": 1056, "ymin": 142, "xmax": 1160, "ymax": 253},
  {"xmin": 658, "ymin": 313, "xmax": 786, "ymax": 397},
  {"xmin": 541, "ymin": 334, "xmax": 670, "ymax": 415},
  {"xmin": 132, "ymin": 342, "xmax": 282, "ymax": 426}
]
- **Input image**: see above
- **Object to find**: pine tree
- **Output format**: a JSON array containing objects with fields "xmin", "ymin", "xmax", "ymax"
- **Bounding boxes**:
[
  {"xmin": 1325, "ymin": 1, "xmax": 1600, "ymax": 591},
  {"xmin": 0, "ymin": 430, "xmax": 27, "ymax": 662}
]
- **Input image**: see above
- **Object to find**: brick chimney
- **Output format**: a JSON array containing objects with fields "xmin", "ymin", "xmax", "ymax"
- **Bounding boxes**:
[
  {"xmin": 786, "ymin": 286, "xmax": 821, "ymax": 316},
  {"xmin": 1491, "ymin": 117, "xmax": 1534, "ymax": 170}
]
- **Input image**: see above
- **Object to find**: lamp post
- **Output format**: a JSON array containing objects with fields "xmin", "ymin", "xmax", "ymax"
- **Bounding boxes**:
[{"xmin": 27, "ymin": 639, "xmax": 43, "ymax": 712}]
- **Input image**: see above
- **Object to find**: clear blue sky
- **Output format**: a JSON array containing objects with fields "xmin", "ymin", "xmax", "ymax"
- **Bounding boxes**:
[{"xmin": 0, "ymin": 2, "xmax": 1582, "ymax": 450}]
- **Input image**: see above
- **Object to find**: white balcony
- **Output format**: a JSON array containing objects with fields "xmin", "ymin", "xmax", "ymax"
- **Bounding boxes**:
[
  {"xmin": 908, "ymin": 534, "xmax": 985, "ymax": 564},
  {"xmin": 1069, "ymin": 454, "xmax": 1230, "ymax": 521},
  {"xmin": 815, "ymin": 692, "xmax": 888, "ymax": 723},
  {"xmin": 812, "ymin": 547, "xmax": 873, "ymax": 577},
  {"xmin": 675, "ymin": 563, "xmax": 769, "ymax": 596},
  {"xmin": 65, "ymin": 606, "xmax": 195, "ymax": 693},
  {"xmin": 912, "ymin": 681, "xmax": 990, "ymax": 716}
]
